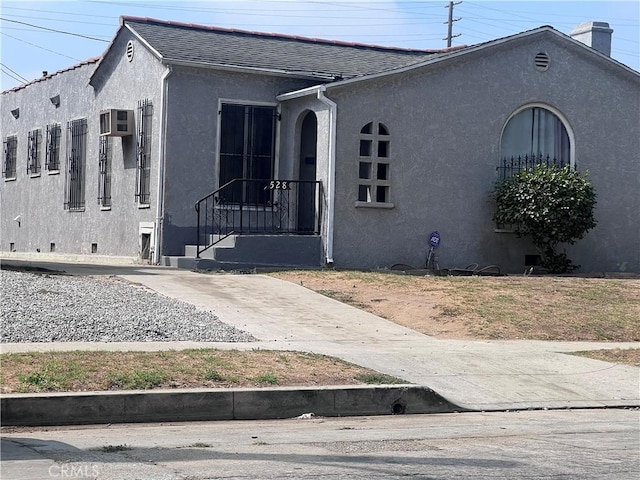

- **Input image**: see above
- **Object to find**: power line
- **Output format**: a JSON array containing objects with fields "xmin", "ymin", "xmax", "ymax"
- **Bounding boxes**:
[
  {"xmin": 1, "ymin": 26, "xmax": 112, "ymax": 40},
  {"xmin": 1, "ymin": 13, "xmax": 115, "ymax": 28},
  {"xmin": 0, "ymin": 32, "xmax": 82, "ymax": 62},
  {"xmin": 0, "ymin": 63, "xmax": 29, "ymax": 83},
  {"xmin": 0, "ymin": 67, "xmax": 26, "ymax": 85},
  {"xmin": 1, "ymin": 5, "xmax": 115, "ymax": 19},
  {"xmin": 0, "ymin": 17, "xmax": 109, "ymax": 42}
]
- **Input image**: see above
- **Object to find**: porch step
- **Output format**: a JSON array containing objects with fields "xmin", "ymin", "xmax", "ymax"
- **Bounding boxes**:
[
  {"xmin": 162, "ymin": 256, "xmax": 287, "ymax": 271},
  {"xmin": 184, "ymin": 235, "xmax": 237, "ymax": 257},
  {"xmin": 168, "ymin": 235, "xmax": 322, "ymax": 270}
]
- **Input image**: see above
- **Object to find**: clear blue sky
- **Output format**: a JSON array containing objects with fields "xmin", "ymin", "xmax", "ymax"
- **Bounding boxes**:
[{"xmin": 1, "ymin": 1, "xmax": 638, "ymax": 91}]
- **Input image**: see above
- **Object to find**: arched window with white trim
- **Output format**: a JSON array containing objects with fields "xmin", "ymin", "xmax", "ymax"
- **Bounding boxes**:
[{"xmin": 500, "ymin": 105, "xmax": 573, "ymax": 178}]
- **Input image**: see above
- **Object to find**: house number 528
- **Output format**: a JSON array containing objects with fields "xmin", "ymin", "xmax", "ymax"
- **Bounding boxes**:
[{"xmin": 269, "ymin": 181, "xmax": 290, "ymax": 190}]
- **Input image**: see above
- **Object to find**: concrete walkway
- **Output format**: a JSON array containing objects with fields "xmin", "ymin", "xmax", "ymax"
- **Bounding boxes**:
[{"xmin": 1, "ymin": 258, "xmax": 639, "ymax": 411}]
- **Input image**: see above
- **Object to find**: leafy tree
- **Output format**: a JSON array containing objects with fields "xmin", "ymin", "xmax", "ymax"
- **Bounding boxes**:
[{"xmin": 493, "ymin": 164, "xmax": 597, "ymax": 273}]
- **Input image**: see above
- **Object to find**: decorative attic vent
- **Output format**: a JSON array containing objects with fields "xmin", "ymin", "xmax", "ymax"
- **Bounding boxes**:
[
  {"xmin": 534, "ymin": 52, "xmax": 550, "ymax": 71},
  {"xmin": 126, "ymin": 40, "xmax": 134, "ymax": 62}
]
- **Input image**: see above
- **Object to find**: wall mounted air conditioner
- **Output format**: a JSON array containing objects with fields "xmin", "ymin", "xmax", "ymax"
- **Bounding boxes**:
[{"xmin": 99, "ymin": 109, "xmax": 134, "ymax": 136}]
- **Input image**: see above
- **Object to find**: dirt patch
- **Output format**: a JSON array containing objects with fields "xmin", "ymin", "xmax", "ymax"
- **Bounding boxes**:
[
  {"xmin": 572, "ymin": 348, "xmax": 640, "ymax": 366},
  {"xmin": 270, "ymin": 270, "xmax": 640, "ymax": 342}
]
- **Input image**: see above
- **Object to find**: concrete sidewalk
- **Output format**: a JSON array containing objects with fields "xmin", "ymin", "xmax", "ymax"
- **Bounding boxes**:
[{"xmin": 2, "ymin": 258, "xmax": 639, "ymax": 413}]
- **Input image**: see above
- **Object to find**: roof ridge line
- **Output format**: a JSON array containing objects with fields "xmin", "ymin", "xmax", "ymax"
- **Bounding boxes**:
[{"xmin": 120, "ymin": 15, "xmax": 461, "ymax": 54}]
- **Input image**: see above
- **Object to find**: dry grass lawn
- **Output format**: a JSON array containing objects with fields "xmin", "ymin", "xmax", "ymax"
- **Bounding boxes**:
[
  {"xmin": 271, "ymin": 270, "xmax": 640, "ymax": 367},
  {"xmin": 2, "ymin": 269, "xmax": 638, "ymax": 393},
  {"xmin": 271, "ymin": 270, "xmax": 640, "ymax": 342},
  {"xmin": 0, "ymin": 350, "xmax": 404, "ymax": 394}
]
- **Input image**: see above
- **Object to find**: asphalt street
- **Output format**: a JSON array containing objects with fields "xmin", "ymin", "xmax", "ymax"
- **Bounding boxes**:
[{"xmin": 2, "ymin": 409, "xmax": 639, "ymax": 479}]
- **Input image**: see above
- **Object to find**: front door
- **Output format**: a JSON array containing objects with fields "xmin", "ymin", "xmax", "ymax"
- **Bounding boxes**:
[
  {"xmin": 297, "ymin": 112, "xmax": 317, "ymax": 233},
  {"xmin": 219, "ymin": 103, "xmax": 276, "ymax": 203}
]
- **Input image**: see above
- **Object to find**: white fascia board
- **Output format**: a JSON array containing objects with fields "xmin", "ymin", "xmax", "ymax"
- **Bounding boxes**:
[{"xmin": 276, "ymin": 85, "xmax": 325, "ymax": 101}]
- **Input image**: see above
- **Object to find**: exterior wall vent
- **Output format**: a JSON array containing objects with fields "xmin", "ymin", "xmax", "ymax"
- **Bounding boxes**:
[
  {"xmin": 534, "ymin": 52, "xmax": 550, "ymax": 71},
  {"xmin": 126, "ymin": 40, "xmax": 134, "ymax": 62},
  {"xmin": 99, "ymin": 109, "xmax": 134, "ymax": 136}
]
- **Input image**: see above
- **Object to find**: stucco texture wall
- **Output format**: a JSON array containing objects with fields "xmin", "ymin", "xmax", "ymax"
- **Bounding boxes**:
[
  {"xmin": 326, "ymin": 32, "xmax": 640, "ymax": 273},
  {"xmin": 160, "ymin": 68, "xmax": 312, "ymax": 255},
  {"xmin": 0, "ymin": 30, "xmax": 165, "ymax": 259}
]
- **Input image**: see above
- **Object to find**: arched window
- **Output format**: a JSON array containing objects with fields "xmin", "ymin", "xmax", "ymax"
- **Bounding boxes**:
[
  {"xmin": 500, "ymin": 106, "xmax": 573, "ymax": 178},
  {"xmin": 357, "ymin": 122, "xmax": 391, "ymax": 205}
]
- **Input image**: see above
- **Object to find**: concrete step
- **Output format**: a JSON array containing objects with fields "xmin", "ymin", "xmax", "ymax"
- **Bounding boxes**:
[
  {"xmin": 165, "ymin": 234, "xmax": 323, "ymax": 270},
  {"xmin": 184, "ymin": 236, "xmax": 237, "ymax": 259}
]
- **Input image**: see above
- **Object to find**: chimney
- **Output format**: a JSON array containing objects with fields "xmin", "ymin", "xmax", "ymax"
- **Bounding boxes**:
[{"xmin": 570, "ymin": 22, "xmax": 613, "ymax": 56}]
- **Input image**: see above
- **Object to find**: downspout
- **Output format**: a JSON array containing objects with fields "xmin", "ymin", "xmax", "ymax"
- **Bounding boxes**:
[
  {"xmin": 316, "ymin": 86, "xmax": 337, "ymax": 265},
  {"xmin": 153, "ymin": 64, "xmax": 173, "ymax": 265}
]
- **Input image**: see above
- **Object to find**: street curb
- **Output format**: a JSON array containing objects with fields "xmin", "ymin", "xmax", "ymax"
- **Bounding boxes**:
[{"xmin": 0, "ymin": 385, "xmax": 468, "ymax": 426}]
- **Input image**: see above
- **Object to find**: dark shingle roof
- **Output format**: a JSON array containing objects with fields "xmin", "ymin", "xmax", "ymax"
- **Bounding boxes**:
[{"xmin": 123, "ymin": 17, "xmax": 455, "ymax": 80}]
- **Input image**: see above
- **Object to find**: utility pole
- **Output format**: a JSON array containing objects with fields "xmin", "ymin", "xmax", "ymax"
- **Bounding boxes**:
[{"xmin": 444, "ymin": 1, "xmax": 462, "ymax": 48}]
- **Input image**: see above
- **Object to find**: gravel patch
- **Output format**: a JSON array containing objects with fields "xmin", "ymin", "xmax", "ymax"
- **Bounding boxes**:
[{"xmin": 1, "ymin": 269, "xmax": 255, "ymax": 343}]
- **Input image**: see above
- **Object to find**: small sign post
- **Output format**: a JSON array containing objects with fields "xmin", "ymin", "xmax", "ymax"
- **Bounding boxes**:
[
  {"xmin": 429, "ymin": 231, "xmax": 441, "ymax": 249},
  {"xmin": 426, "ymin": 231, "xmax": 440, "ymax": 270}
]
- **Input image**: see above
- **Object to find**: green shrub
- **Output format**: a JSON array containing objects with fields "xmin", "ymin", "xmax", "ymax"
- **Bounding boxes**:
[{"xmin": 493, "ymin": 164, "xmax": 597, "ymax": 273}]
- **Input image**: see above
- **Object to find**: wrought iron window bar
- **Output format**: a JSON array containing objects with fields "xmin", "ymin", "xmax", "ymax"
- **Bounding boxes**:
[
  {"xmin": 64, "ymin": 119, "xmax": 87, "ymax": 211},
  {"xmin": 3, "ymin": 136, "xmax": 17, "ymax": 178},
  {"xmin": 497, "ymin": 153, "xmax": 575, "ymax": 180},
  {"xmin": 45, "ymin": 124, "xmax": 61, "ymax": 171},
  {"xmin": 98, "ymin": 135, "xmax": 112, "ymax": 208},
  {"xmin": 27, "ymin": 129, "xmax": 42, "ymax": 175},
  {"xmin": 135, "ymin": 99, "xmax": 153, "ymax": 205}
]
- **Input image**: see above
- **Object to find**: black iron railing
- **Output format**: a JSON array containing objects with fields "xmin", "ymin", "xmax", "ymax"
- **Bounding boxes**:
[
  {"xmin": 497, "ymin": 153, "xmax": 574, "ymax": 180},
  {"xmin": 195, "ymin": 179, "xmax": 322, "ymax": 257}
]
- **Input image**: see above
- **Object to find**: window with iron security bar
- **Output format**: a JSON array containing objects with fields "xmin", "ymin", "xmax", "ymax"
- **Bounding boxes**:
[
  {"xmin": 64, "ymin": 118, "xmax": 87, "ymax": 211},
  {"xmin": 27, "ymin": 129, "xmax": 42, "ymax": 175},
  {"xmin": 136, "ymin": 99, "xmax": 153, "ymax": 205},
  {"xmin": 3, "ymin": 135, "xmax": 17, "ymax": 179},
  {"xmin": 45, "ymin": 123, "xmax": 61, "ymax": 171},
  {"xmin": 497, "ymin": 153, "xmax": 575, "ymax": 180},
  {"xmin": 98, "ymin": 135, "xmax": 112, "ymax": 208},
  {"xmin": 219, "ymin": 103, "xmax": 277, "ymax": 204}
]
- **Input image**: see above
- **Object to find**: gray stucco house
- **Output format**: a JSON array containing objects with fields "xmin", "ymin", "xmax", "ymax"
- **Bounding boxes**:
[{"xmin": 2, "ymin": 17, "xmax": 639, "ymax": 273}]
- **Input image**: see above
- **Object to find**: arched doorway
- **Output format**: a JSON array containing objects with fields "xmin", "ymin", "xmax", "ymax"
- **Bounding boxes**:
[{"xmin": 298, "ymin": 111, "xmax": 317, "ymax": 233}]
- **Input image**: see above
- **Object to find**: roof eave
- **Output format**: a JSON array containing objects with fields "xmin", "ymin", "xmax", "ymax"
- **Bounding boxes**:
[
  {"xmin": 277, "ymin": 84, "xmax": 326, "ymax": 101},
  {"xmin": 89, "ymin": 18, "xmax": 165, "ymax": 86},
  {"xmin": 161, "ymin": 57, "xmax": 340, "ymax": 81},
  {"xmin": 278, "ymin": 26, "xmax": 639, "ymax": 100},
  {"xmin": 325, "ymin": 28, "xmax": 558, "ymax": 90}
]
